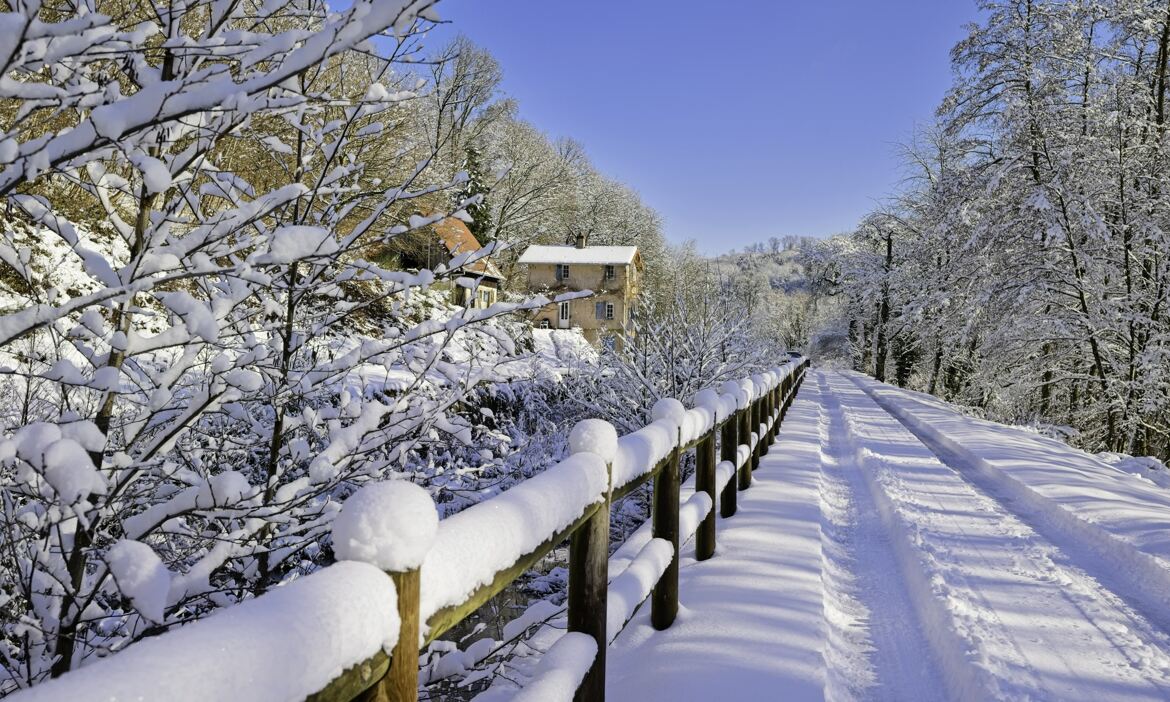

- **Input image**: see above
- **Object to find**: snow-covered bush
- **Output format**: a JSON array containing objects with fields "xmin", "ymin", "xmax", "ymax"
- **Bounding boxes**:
[{"xmin": 0, "ymin": 0, "xmax": 582, "ymax": 690}]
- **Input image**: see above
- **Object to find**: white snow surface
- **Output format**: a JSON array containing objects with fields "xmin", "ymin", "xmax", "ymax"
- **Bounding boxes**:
[
  {"xmin": 60, "ymin": 361, "xmax": 1170, "ymax": 701},
  {"xmin": 713, "ymin": 460, "xmax": 736, "ymax": 495},
  {"xmin": 607, "ymin": 368, "xmax": 1170, "ymax": 700},
  {"xmin": 605, "ymin": 538, "xmax": 674, "ymax": 643},
  {"xmin": 1097, "ymin": 453, "xmax": 1170, "ymax": 489},
  {"xmin": 822, "ymin": 371, "xmax": 1170, "ymax": 700},
  {"xmin": 610, "ymin": 419, "xmax": 677, "ymax": 490},
  {"xmin": 13, "ymin": 561, "xmax": 398, "ymax": 702},
  {"xmin": 510, "ymin": 632, "xmax": 597, "ymax": 702},
  {"xmin": 677, "ymin": 492, "xmax": 713, "ymax": 544},
  {"xmin": 650, "ymin": 397, "xmax": 687, "ymax": 432},
  {"xmin": 516, "ymin": 245, "xmax": 638, "ymax": 266},
  {"xmin": 853, "ymin": 373, "xmax": 1170, "ymax": 617},
  {"xmin": 6, "ymin": 423, "xmax": 107, "ymax": 504},
  {"xmin": 606, "ymin": 386, "xmax": 826, "ymax": 701},
  {"xmin": 332, "ymin": 480, "xmax": 439, "ymax": 572},
  {"xmin": 569, "ymin": 419, "xmax": 619, "ymax": 464},
  {"xmin": 529, "ymin": 329, "xmax": 598, "ymax": 371}
]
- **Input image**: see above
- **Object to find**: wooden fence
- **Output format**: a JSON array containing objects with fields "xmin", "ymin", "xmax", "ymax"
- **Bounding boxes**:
[
  {"xmin": 25, "ymin": 358, "xmax": 810, "ymax": 702},
  {"xmin": 329, "ymin": 356, "xmax": 811, "ymax": 702}
]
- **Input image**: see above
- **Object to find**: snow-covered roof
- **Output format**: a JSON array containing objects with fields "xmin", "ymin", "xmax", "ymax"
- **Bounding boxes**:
[{"xmin": 517, "ymin": 245, "xmax": 639, "ymax": 266}]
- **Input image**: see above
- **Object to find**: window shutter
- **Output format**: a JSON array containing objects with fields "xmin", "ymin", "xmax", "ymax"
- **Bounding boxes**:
[
  {"xmin": 555, "ymin": 265, "xmax": 563, "ymax": 280},
  {"xmin": 595, "ymin": 302, "xmax": 606, "ymax": 319}
]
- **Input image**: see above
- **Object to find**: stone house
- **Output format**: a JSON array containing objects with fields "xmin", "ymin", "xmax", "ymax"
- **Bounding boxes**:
[{"xmin": 517, "ymin": 236, "xmax": 642, "ymax": 346}]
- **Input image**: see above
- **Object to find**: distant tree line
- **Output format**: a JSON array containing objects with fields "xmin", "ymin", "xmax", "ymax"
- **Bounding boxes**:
[{"xmin": 807, "ymin": 0, "xmax": 1170, "ymax": 459}]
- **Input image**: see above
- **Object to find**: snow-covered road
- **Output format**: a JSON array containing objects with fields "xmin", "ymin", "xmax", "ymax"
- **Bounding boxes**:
[{"xmin": 605, "ymin": 369, "xmax": 1170, "ymax": 701}]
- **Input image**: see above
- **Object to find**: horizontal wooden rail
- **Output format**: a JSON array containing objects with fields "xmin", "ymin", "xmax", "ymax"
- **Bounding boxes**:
[{"xmin": 424, "ymin": 501, "xmax": 603, "ymax": 645}]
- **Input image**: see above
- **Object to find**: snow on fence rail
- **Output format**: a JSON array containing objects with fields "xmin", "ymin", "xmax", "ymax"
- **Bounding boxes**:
[{"xmin": 19, "ymin": 358, "xmax": 810, "ymax": 702}]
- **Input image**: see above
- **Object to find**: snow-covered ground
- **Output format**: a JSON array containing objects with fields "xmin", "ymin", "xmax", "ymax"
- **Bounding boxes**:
[
  {"xmin": 605, "ymin": 388, "xmax": 826, "ymax": 700},
  {"xmin": 525, "ymin": 369, "xmax": 1170, "ymax": 701}
]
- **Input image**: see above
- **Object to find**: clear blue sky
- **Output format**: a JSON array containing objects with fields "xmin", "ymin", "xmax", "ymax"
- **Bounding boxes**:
[{"xmin": 427, "ymin": 1, "xmax": 981, "ymax": 253}]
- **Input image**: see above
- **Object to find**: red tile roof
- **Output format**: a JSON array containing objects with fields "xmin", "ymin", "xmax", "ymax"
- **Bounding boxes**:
[{"xmin": 430, "ymin": 217, "xmax": 503, "ymax": 280}]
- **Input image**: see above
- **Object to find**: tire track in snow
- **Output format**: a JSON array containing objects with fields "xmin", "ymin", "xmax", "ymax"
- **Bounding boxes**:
[
  {"xmin": 832, "ymin": 371, "xmax": 1170, "ymax": 700},
  {"xmin": 813, "ymin": 372, "xmax": 949, "ymax": 701},
  {"xmin": 853, "ymin": 373, "xmax": 1170, "ymax": 637},
  {"xmin": 814, "ymin": 378, "xmax": 879, "ymax": 702}
]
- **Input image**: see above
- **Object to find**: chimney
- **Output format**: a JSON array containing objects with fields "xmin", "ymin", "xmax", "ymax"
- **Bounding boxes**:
[{"xmin": 574, "ymin": 233, "xmax": 587, "ymax": 249}]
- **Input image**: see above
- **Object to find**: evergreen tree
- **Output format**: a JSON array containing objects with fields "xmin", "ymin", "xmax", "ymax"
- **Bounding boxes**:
[{"xmin": 457, "ymin": 144, "xmax": 494, "ymax": 243}]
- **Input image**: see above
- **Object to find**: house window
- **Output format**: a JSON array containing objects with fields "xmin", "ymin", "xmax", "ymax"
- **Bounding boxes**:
[
  {"xmin": 595, "ymin": 301, "xmax": 616, "ymax": 320},
  {"xmin": 556, "ymin": 264, "xmax": 570, "ymax": 280},
  {"xmin": 604, "ymin": 265, "xmax": 615, "ymax": 280},
  {"xmin": 605, "ymin": 303, "xmax": 615, "ymax": 320},
  {"xmin": 559, "ymin": 301, "xmax": 570, "ymax": 321}
]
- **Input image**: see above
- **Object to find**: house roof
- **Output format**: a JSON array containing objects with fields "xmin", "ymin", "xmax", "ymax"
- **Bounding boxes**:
[
  {"xmin": 517, "ymin": 245, "xmax": 639, "ymax": 266},
  {"xmin": 431, "ymin": 217, "xmax": 503, "ymax": 280}
]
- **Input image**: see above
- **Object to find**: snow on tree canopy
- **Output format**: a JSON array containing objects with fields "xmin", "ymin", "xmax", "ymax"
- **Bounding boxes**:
[
  {"xmin": 6, "ymin": 423, "xmax": 107, "ymax": 504},
  {"xmin": 13, "ymin": 562, "xmax": 398, "ymax": 702},
  {"xmin": 106, "ymin": 540, "xmax": 171, "ymax": 624},
  {"xmin": 568, "ymin": 419, "xmax": 618, "ymax": 463},
  {"xmin": 263, "ymin": 225, "xmax": 340, "ymax": 263},
  {"xmin": 333, "ymin": 480, "xmax": 439, "ymax": 572}
]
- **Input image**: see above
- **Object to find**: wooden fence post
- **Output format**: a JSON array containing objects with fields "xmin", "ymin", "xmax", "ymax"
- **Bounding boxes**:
[
  {"xmin": 569, "ymin": 487, "xmax": 609, "ymax": 702},
  {"xmin": 339, "ymin": 483, "xmax": 438, "ymax": 702},
  {"xmin": 720, "ymin": 410, "xmax": 738, "ymax": 517},
  {"xmin": 771, "ymin": 383, "xmax": 780, "ymax": 441},
  {"xmin": 651, "ymin": 431, "xmax": 681, "ymax": 630},
  {"xmin": 758, "ymin": 388, "xmax": 767, "ymax": 452},
  {"xmin": 695, "ymin": 430, "xmax": 717, "ymax": 560},
  {"xmin": 567, "ymin": 420, "xmax": 615, "ymax": 702},
  {"xmin": 737, "ymin": 400, "xmax": 752, "ymax": 490},
  {"xmin": 749, "ymin": 397, "xmax": 761, "ymax": 475},
  {"xmin": 386, "ymin": 570, "xmax": 421, "ymax": 702},
  {"xmin": 765, "ymin": 384, "xmax": 775, "ymax": 446}
]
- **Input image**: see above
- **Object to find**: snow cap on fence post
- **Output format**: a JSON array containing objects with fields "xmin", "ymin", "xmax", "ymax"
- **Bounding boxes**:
[
  {"xmin": 694, "ymin": 388, "xmax": 723, "ymax": 423},
  {"xmin": 720, "ymin": 380, "xmax": 748, "ymax": 410},
  {"xmin": 332, "ymin": 480, "xmax": 439, "ymax": 573},
  {"xmin": 569, "ymin": 419, "xmax": 619, "ymax": 465},
  {"xmin": 334, "ymin": 480, "xmax": 437, "ymax": 700},
  {"xmin": 651, "ymin": 398, "xmax": 687, "ymax": 431}
]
